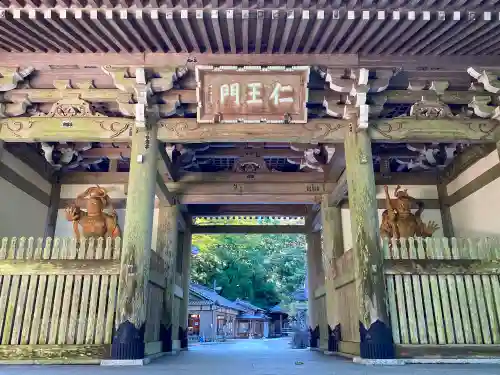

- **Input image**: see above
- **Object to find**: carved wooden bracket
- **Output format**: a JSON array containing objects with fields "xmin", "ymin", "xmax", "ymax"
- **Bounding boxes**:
[
  {"xmin": 321, "ymin": 68, "xmax": 394, "ymax": 130},
  {"xmin": 0, "ymin": 67, "xmax": 34, "ymax": 92},
  {"xmin": 233, "ymin": 155, "xmax": 270, "ymax": 173},
  {"xmin": 468, "ymin": 68, "xmax": 500, "ymax": 94}
]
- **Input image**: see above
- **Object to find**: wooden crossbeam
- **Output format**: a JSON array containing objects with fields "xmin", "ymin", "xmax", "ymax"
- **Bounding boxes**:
[
  {"xmin": 3, "ymin": 117, "xmax": 498, "ymax": 143},
  {"xmin": 188, "ymin": 204, "xmax": 308, "ymax": 217},
  {"xmin": 155, "ymin": 171, "xmax": 177, "ymax": 206},
  {"xmin": 191, "ymin": 224, "xmax": 306, "ymax": 234},
  {"xmin": 158, "ymin": 143, "xmax": 178, "ymax": 182}
]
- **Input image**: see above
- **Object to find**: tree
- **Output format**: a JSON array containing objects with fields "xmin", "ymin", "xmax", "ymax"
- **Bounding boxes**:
[{"xmin": 191, "ymin": 217, "xmax": 306, "ymax": 309}]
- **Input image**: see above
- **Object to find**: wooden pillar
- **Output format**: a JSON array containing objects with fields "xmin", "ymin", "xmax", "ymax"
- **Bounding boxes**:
[
  {"xmin": 44, "ymin": 177, "xmax": 61, "ymax": 239},
  {"xmin": 156, "ymin": 205, "xmax": 179, "ymax": 352},
  {"xmin": 179, "ymin": 226, "xmax": 192, "ymax": 350},
  {"xmin": 320, "ymin": 196, "xmax": 343, "ymax": 352},
  {"xmin": 306, "ymin": 230, "xmax": 323, "ymax": 348},
  {"xmin": 344, "ymin": 129, "xmax": 393, "ymax": 359},
  {"xmin": 112, "ymin": 123, "xmax": 159, "ymax": 359},
  {"xmin": 437, "ymin": 178, "xmax": 454, "ymax": 238}
]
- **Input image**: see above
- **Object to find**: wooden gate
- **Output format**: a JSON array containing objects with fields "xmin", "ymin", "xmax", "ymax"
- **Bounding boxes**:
[
  {"xmin": 0, "ymin": 237, "xmax": 121, "ymax": 363},
  {"xmin": 384, "ymin": 237, "xmax": 500, "ymax": 358}
]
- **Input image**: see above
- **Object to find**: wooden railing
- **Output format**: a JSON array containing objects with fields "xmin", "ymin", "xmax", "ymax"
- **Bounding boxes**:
[
  {"xmin": 0, "ymin": 236, "xmax": 121, "ymax": 362},
  {"xmin": 383, "ymin": 237, "xmax": 500, "ymax": 346}
]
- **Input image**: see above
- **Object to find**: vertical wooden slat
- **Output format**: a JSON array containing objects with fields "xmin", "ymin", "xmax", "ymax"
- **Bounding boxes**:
[
  {"xmin": 10, "ymin": 237, "xmax": 33, "ymax": 344},
  {"xmin": 95, "ymin": 237, "xmax": 112, "ymax": 344},
  {"xmin": 427, "ymin": 238, "xmax": 446, "ymax": 344},
  {"xmin": 39, "ymin": 238, "xmax": 60, "ymax": 344},
  {"xmin": 451, "ymin": 237, "xmax": 473, "ymax": 344},
  {"xmin": 489, "ymin": 237, "xmax": 500, "ymax": 344},
  {"xmin": 481, "ymin": 238, "xmax": 500, "ymax": 344},
  {"xmin": 400, "ymin": 239, "xmax": 418, "ymax": 344},
  {"xmin": 433, "ymin": 238, "xmax": 455, "ymax": 344},
  {"xmin": 408, "ymin": 238, "xmax": 427, "ymax": 344},
  {"xmin": 417, "ymin": 237, "xmax": 436, "ymax": 344},
  {"xmin": 464, "ymin": 238, "xmax": 484, "ymax": 344},
  {"xmin": 442, "ymin": 237, "xmax": 464, "ymax": 344},
  {"xmin": 472, "ymin": 239, "xmax": 493, "ymax": 344},
  {"xmin": 21, "ymin": 237, "xmax": 43, "ymax": 344},
  {"xmin": 77, "ymin": 237, "xmax": 95, "ymax": 344},
  {"xmin": 2, "ymin": 237, "xmax": 22, "ymax": 344},
  {"xmin": 85, "ymin": 237, "xmax": 104, "ymax": 344},
  {"xmin": 383, "ymin": 238, "xmax": 400, "ymax": 344},
  {"xmin": 392, "ymin": 238, "xmax": 409, "ymax": 344},
  {"xmin": 58, "ymin": 238, "xmax": 78, "ymax": 344},
  {"xmin": 67, "ymin": 237, "xmax": 87, "ymax": 344},
  {"xmin": 105, "ymin": 237, "xmax": 121, "ymax": 344},
  {"xmin": 48, "ymin": 238, "xmax": 69, "ymax": 344},
  {"xmin": 0, "ymin": 238, "xmax": 12, "ymax": 343},
  {"xmin": 29, "ymin": 238, "xmax": 52, "ymax": 344}
]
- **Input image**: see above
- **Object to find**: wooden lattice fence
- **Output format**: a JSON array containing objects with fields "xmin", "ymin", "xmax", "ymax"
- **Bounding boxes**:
[
  {"xmin": 0, "ymin": 236, "xmax": 121, "ymax": 362},
  {"xmin": 383, "ymin": 237, "xmax": 500, "ymax": 349}
]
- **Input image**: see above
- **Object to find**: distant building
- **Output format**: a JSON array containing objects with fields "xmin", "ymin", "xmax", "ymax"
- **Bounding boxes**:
[{"xmin": 188, "ymin": 284, "xmax": 280, "ymax": 341}]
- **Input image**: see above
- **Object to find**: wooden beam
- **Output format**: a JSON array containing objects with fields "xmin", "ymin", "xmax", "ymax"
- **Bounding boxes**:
[
  {"xmin": 188, "ymin": 204, "xmax": 308, "ymax": 217},
  {"xmin": 0, "ymin": 160, "xmax": 50, "ymax": 206},
  {"xmin": 157, "ymin": 117, "xmax": 500, "ymax": 143},
  {"xmin": 327, "ymin": 169, "xmax": 347, "ymax": 206},
  {"xmin": 384, "ymin": 259, "xmax": 500, "ymax": 276},
  {"xmin": 324, "ymin": 144, "xmax": 345, "ymax": 182},
  {"xmin": 158, "ymin": 143, "xmax": 178, "ymax": 182},
  {"xmin": 3, "ymin": 143, "xmax": 52, "ymax": 182},
  {"xmin": 2, "ymin": 116, "xmax": 499, "ymax": 143},
  {"xmin": 341, "ymin": 199, "xmax": 440, "ymax": 210},
  {"xmin": 44, "ymin": 180, "xmax": 61, "ymax": 238},
  {"xmin": 441, "ymin": 144, "xmax": 496, "ymax": 184},
  {"xmin": 60, "ymin": 193, "xmax": 320, "ymax": 207},
  {"xmin": 155, "ymin": 171, "xmax": 177, "ymax": 206},
  {"xmin": 0, "ymin": 259, "xmax": 120, "ymax": 276},
  {"xmin": 2, "ymin": 53, "xmax": 500, "ymax": 71},
  {"xmin": 191, "ymin": 225, "xmax": 306, "ymax": 234},
  {"xmin": 0, "ymin": 344, "xmax": 109, "ymax": 360}
]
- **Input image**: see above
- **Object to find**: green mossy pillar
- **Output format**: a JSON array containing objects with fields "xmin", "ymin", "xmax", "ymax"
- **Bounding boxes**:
[
  {"xmin": 112, "ymin": 123, "xmax": 158, "ymax": 360},
  {"xmin": 179, "ymin": 227, "xmax": 192, "ymax": 349},
  {"xmin": 306, "ymin": 230, "xmax": 324, "ymax": 349},
  {"xmin": 320, "ymin": 197, "xmax": 343, "ymax": 352},
  {"xmin": 156, "ymin": 205, "xmax": 179, "ymax": 352},
  {"xmin": 344, "ymin": 128, "xmax": 393, "ymax": 359}
]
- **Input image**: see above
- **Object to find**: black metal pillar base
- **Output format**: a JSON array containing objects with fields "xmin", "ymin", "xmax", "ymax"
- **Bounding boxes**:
[
  {"xmin": 179, "ymin": 327, "xmax": 188, "ymax": 349},
  {"xmin": 160, "ymin": 324, "xmax": 173, "ymax": 352},
  {"xmin": 327, "ymin": 324, "xmax": 341, "ymax": 352},
  {"xmin": 309, "ymin": 325, "xmax": 319, "ymax": 348},
  {"xmin": 111, "ymin": 321, "xmax": 145, "ymax": 360},
  {"xmin": 359, "ymin": 320, "xmax": 395, "ymax": 359}
]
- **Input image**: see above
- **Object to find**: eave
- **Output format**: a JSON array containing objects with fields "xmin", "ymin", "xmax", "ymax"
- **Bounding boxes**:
[{"xmin": 0, "ymin": 7, "xmax": 499, "ymax": 60}]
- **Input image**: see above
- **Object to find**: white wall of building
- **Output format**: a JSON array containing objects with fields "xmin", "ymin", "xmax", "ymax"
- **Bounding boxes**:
[{"xmin": 0, "ymin": 150, "xmax": 50, "ymax": 238}]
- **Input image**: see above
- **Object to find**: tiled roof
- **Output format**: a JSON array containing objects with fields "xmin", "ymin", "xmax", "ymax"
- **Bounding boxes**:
[
  {"xmin": 235, "ymin": 299, "xmax": 264, "ymax": 312},
  {"xmin": 189, "ymin": 283, "xmax": 244, "ymax": 311}
]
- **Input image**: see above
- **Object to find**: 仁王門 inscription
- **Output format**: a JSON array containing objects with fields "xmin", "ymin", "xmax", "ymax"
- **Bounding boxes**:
[{"xmin": 196, "ymin": 66, "xmax": 309, "ymax": 124}]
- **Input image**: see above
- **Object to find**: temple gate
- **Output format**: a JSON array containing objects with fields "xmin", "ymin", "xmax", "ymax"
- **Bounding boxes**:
[{"xmin": 0, "ymin": 0, "xmax": 499, "ymax": 364}]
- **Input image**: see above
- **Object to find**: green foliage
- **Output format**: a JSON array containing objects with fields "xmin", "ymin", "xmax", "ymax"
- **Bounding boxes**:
[{"xmin": 191, "ymin": 217, "xmax": 306, "ymax": 310}]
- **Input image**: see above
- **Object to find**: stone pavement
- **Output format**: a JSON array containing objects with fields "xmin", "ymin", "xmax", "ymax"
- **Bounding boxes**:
[{"xmin": 2, "ymin": 338, "xmax": 500, "ymax": 375}]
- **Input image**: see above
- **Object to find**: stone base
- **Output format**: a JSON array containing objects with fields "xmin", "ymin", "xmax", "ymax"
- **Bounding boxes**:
[
  {"xmin": 101, "ymin": 358, "xmax": 151, "ymax": 366},
  {"xmin": 111, "ymin": 321, "xmax": 146, "ymax": 360},
  {"xmin": 359, "ymin": 320, "xmax": 394, "ymax": 359},
  {"xmin": 353, "ymin": 357, "xmax": 500, "ymax": 365}
]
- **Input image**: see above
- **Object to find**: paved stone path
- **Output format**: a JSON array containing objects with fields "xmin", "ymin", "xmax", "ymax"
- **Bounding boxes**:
[{"xmin": 3, "ymin": 338, "xmax": 500, "ymax": 374}]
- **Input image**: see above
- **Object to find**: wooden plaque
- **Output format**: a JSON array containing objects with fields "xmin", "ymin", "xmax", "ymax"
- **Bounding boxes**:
[{"xmin": 196, "ymin": 66, "xmax": 309, "ymax": 124}]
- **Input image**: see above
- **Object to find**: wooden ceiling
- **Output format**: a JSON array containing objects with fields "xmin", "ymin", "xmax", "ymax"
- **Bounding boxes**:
[{"xmin": 0, "ymin": 6, "xmax": 500, "ymax": 55}]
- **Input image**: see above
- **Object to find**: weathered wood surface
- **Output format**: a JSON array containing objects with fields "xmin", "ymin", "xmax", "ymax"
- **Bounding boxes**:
[
  {"xmin": 0, "ymin": 344, "xmax": 110, "ymax": 360},
  {"xmin": 0, "ymin": 259, "xmax": 120, "ymax": 275},
  {"xmin": 117, "ymin": 121, "xmax": 158, "ymax": 330},
  {"xmin": 0, "ymin": 237, "xmax": 120, "ymax": 349},
  {"xmin": 383, "ymin": 237, "xmax": 500, "ymax": 345},
  {"xmin": 179, "ymin": 229, "xmax": 192, "ymax": 333},
  {"xmin": 2, "ymin": 116, "xmax": 498, "ymax": 143},
  {"xmin": 396, "ymin": 344, "xmax": 500, "ymax": 359},
  {"xmin": 149, "ymin": 250, "xmax": 167, "ymax": 288},
  {"xmin": 344, "ymin": 129, "xmax": 388, "ymax": 331}
]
